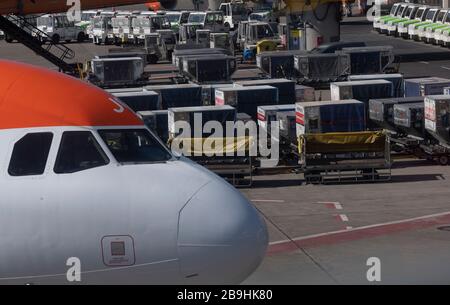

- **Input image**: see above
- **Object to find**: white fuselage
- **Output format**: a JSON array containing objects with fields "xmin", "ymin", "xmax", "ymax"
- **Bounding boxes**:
[{"xmin": 0, "ymin": 125, "xmax": 267, "ymax": 284}]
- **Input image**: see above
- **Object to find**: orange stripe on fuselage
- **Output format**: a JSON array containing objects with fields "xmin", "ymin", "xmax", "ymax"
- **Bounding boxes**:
[{"xmin": 0, "ymin": 60, "xmax": 143, "ymax": 130}]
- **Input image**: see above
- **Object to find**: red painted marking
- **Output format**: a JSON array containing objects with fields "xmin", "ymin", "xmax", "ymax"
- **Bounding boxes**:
[
  {"xmin": 267, "ymin": 212, "xmax": 450, "ymax": 255},
  {"xmin": 257, "ymin": 113, "xmax": 265, "ymax": 121},
  {"xmin": 326, "ymin": 203, "xmax": 336, "ymax": 209}
]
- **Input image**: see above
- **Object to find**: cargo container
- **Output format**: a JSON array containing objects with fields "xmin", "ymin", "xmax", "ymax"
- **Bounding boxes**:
[
  {"xmin": 295, "ymin": 100, "xmax": 366, "ymax": 136},
  {"xmin": 295, "ymin": 85, "xmax": 315, "ymax": 103},
  {"xmin": 235, "ymin": 79, "xmax": 296, "ymax": 104},
  {"xmin": 256, "ymin": 50, "xmax": 306, "ymax": 78},
  {"xmin": 90, "ymin": 57, "xmax": 144, "ymax": 87},
  {"xmin": 369, "ymin": 97, "xmax": 424, "ymax": 131},
  {"xmin": 201, "ymin": 83, "xmax": 235, "ymax": 105},
  {"xmin": 393, "ymin": 102, "xmax": 425, "ymax": 138},
  {"xmin": 236, "ymin": 112, "xmax": 252, "ymax": 124},
  {"xmin": 330, "ymin": 80, "xmax": 394, "ymax": 104},
  {"xmin": 257, "ymin": 104, "xmax": 295, "ymax": 135},
  {"xmin": 338, "ymin": 46, "xmax": 394, "ymax": 75},
  {"xmin": 404, "ymin": 77, "xmax": 450, "ymax": 97},
  {"xmin": 348, "ymin": 73, "xmax": 404, "ymax": 97},
  {"xmin": 215, "ymin": 86, "xmax": 279, "ymax": 120},
  {"xmin": 294, "ymin": 53, "xmax": 350, "ymax": 81},
  {"xmin": 168, "ymin": 105, "xmax": 237, "ymax": 138},
  {"xmin": 112, "ymin": 90, "xmax": 160, "ymax": 112},
  {"xmin": 424, "ymin": 95, "xmax": 450, "ymax": 144},
  {"xmin": 277, "ymin": 111, "xmax": 296, "ymax": 145},
  {"xmin": 181, "ymin": 55, "xmax": 237, "ymax": 83},
  {"xmin": 137, "ymin": 110, "xmax": 169, "ymax": 143},
  {"xmin": 145, "ymin": 84, "xmax": 202, "ymax": 109},
  {"xmin": 172, "ymin": 48, "xmax": 231, "ymax": 70},
  {"xmin": 444, "ymin": 87, "xmax": 450, "ymax": 95}
]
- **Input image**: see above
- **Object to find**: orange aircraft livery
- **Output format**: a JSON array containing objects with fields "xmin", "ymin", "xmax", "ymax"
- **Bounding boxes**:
[{"xmin": 0, "ymin": 60, "xmax": 144, "ymax": 130}]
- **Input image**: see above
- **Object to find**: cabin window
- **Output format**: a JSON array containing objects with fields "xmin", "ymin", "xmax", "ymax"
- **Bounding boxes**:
[
  {"xmin": 98, "ymin": 129, "xmax": 172, "ymax": 164},
  {"xmin": 8, "ymin": 133, "xmax": 53, "ymax": 176},
  {"xmin": 54, "ymin": 131, "xmax": 109, "ymax": 174}
]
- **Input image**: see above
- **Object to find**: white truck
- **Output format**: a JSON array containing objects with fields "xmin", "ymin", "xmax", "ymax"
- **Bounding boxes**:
[
  {"xmin": 219, "ymin": 1, "xmax": 248, "ymax": 30},
  {"xmin": 34, "ymin": 13, "xmax": 86, "ymax": 43},
  {"xmin": 91, "ymin": 11, "xmax": 116, "ymax": 45}
]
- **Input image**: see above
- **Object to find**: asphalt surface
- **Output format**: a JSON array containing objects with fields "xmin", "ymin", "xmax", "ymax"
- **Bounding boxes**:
[{"xmin": 2, "ymin": 17, "xmax": 450, "ymax": 284}]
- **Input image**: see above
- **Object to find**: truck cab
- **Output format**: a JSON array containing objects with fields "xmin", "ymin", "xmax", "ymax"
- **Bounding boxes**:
[
  {"xmin": 34, "ymin": 13, "xmax": 86, "ymax": 43},
  {"xmin": 219, "ymin": 1, "xmax": 247, "ymax": 30},
  {"xmin": 373, "ymin": 2, "xmax": 402, "ymax": 32},
  {"xmin": 188, "ymin": 11, "xmax": 227, "ymax": 32},
  {"xmin": 408, "ymin": 8, "xmax": 439, "ymax": 40},
  {"xmin": 130, "ymin": 14, "xmax": 171, "ymax": 45},
  {"xmin": 379, "ymin": 3, "xmax": 411, "ymax": 34},
  {"xmin": 91, "ymin": 11, "xmax": 116, "ymax": 44},
  {"xmin": 112, "ymin": 14, "xmax": 134, "ymax": 44},
  {"xmin": 165, "ymin": 11, "xmax": 190, "ymax": 35},
  {"xmin": 397, "ymin": 6, "xmax": 430, "ymax": 38},
  {"xmin": 417, "ymin": 9, "xmax": 447, "ymax": 42},
  {"xmin": 386, "ymin": 4, "xmax": 419, "ymax": 36},
  {"xmin": 243, "ymin": 22, "xmax": 281, "ymax": 55},
  {"xmin": 424, "ymin": 9, "xmax": 450, "ymax": 44}
]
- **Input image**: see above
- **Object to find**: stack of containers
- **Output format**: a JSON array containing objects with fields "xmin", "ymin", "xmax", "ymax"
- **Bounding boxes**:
[
  {"xmin": 348, "ymin": 73, "xmax": 404, "ymax": 97},
  {"xmin": 424, "ymin": 95, "xmax": 450, "ymax": 144},
  {"xmin": 137, "ymin": 110, "xmax": 170, "ymax": 143},
  {"xmin": 393, "ymin": 102, "xmax": 426, "ymax": 138},
  {"xmin": 112, "ymin": 91, "xmax": 160, "ymax": 112},
  {"xmin": 235, "ymin": 78, "xmax": 296, "ymax": 104},
  {"xmin": 295, "ymin": 100, "xmax": 366, "ymax": 136},
  {"xmin": 295, "ymin": 85, "xmax": 315, "ymax": 103},
  {"xmin": 201, "ymin": 84, "xmax": 235, "ymax": 106},
  {"xmin": 215, "ymin": 86, "xmax": 279, "ymax": 120},
  {"xmin": 168, "ymin": 105, "xmax": 237, "ymax": 139},
  {"xmin": 145, "ymin": 84, "xmax": 203, "ymax": 109},
  {"xmin": 369, "ymin": 97, "xmax": 424, "ymax": 131},
  {"xmin": 404, "ymin": 77, "xmax": 450, "ymax": 97}
]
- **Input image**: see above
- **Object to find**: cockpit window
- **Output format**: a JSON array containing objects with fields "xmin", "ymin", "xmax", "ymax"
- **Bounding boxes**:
[
  {"xmin": 8, "ymin": 132, "xmax": 53, "ymax": 176},
  {"xmin": 98, "ymin": 129, "xmax": 172, "ymax": 164},
  {"xmin": 54, "ymin": 131, "xmax": 109, "ymax": 174}
]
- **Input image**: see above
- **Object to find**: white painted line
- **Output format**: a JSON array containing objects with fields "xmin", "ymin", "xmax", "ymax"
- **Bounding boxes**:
[
  {"xmin": 317, "ymin": 201, "xmax": 343, "ymax": 209},
  {"xmin": 441, "ymin": 66, "xmax": 450, "ymax": 70},
  {"xmin": 251, "ymin": 199, "xmax": 285, "ymax": 203},
  {"xmin": 269, "ymin": 210, "xmax": 450, "ymax": 246},
  {"xmin": 419, "ymin": 61, "xmax": 429, "ymax": 64},
  {"xmin": 338, "ymin": 214, "xmax": 349, "ymax": 222},
  {"xmin": 346, "ymin": 226, "xmax": 353, "ymax": 230}
]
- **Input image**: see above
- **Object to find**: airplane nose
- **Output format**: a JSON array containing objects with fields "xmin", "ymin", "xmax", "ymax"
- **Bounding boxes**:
[{"xmin": 177, "ymin": 180, "xmax": 268, "ymax": 284}]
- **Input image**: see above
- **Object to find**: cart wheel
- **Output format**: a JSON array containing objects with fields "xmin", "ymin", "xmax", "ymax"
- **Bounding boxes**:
[{"xmin": 438, "ymin": 155, "xmax": 449, "ymax": 166}]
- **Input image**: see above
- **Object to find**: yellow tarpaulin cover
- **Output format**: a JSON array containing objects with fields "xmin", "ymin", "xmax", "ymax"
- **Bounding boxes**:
[
  {"xmin": 169, "ymin": 136, "xmax": 254, "ymax": 155},
  {"xmin": 299, "ymin": 131, "xmax": 386, "ymax": 154},
  {"xmin": 257, "ymin": 40, "xmax": 278, "ymax": 54}
]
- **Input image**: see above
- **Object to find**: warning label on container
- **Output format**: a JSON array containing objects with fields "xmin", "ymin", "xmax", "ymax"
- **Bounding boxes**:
[{"xmin": 425, "ymin": 98, "xmax": 436, "ymax": 132}]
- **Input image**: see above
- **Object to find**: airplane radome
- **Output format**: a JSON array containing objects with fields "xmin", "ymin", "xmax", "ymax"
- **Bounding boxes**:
[{"xmin": 0, "ymin": 60, "xmax": 268, "ymax": 284}]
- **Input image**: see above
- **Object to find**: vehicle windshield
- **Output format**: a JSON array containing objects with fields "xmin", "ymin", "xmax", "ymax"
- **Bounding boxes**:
[
  {"xmin": 133, "ymin": 17, "xmax": 150, "ymax": 28},
  {"xmin": 249, "ymin": 14, "xmax": 263, "ymax": 21},
  {"xmin": 437, "ymin": 11, "xmax": 446, "ymax": 21},
  {"xmin": 416, "ymin": 8, "xmax": 424, "ymax": 19},
  {"xmin": 390, "ymin": 4, "xmax": 399, "ymax": 15},
  {"xmin": 81, "ymin": 13, "xmax": 95, "ymax": 21},
  {"xmin": 253, "ymin": 24, "xmax": 274, "ymax": 39},
  {"xmin": 397, "ymin": 6, "xmax": 406, "ymax": 16},
  {"xmin": 37, "ymin": 17, "xmax": 52, "ymax": 27},
  {"xmin": 98, "ymin": 129, "xmax": 172, "ymax": 164},
  {"xmin": 167, "ymin": 13, "xmax": 181, "ymax": 23},
  {"xmin": 112, "ymin": 18, "xmax": 129, "ymax": 28},
  {"xmin": 425, "ymin": 10, "xmax": 436, "ymax": 20},
  {"xmin": 232, "ymin": 3, "xmax": 247, "ymax": 15},
  {"xmin": 188, "ymin": 13, "xmax": 206, "ymax": 24},
  {"xmin": 405, "ymin": 7, "xmax": 413, "ymax": 17},
  {"xmin": 446, "ymin": 12, "xmax": 450, "ymax": 23}
]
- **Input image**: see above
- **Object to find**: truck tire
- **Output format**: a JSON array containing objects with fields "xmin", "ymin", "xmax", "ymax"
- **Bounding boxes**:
[
  {"xmin": 438, "ymin": 155, "xmax": 449, "ymax": 166},
  {"xmin": 77, "ymin": 32, "xmax": 85, "ymax": 42}
]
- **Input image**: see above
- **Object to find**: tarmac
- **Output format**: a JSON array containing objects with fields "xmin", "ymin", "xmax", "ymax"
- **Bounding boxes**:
[{"xmin": 2, "ymin": 17, "xmax": 450, "ymax": 284}]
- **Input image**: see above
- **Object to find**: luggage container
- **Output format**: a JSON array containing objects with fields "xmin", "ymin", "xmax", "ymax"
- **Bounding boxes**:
[
  {"xmin": 145, "ymin": 84, "xmax": 202, "ymax": 109},
  {"xmin": 137, "ymin": 110, "xmax": 169, "ymax": 143},
  {"xmin": 256, "ymin": 50, "xmax": 306, "ymax": 78},
  {"xmin": 393, "ymin": 102, "xmax": 426, "ymax": 139},
  {"xmin": 424, "ymin": 95, "xmax": 450, "ymax": 144},
  {"xmin": 168, "ymin": 105, "xmax": 237, "ymax": 138},
  {"xmin": 215, "ymin": 86, "xmax": 279, "ymax": 120},
  {"xmin": 181, "ymin": 55, "xmax": 237, "ymax": 83},
  {"xmin": 112, "ymin": 91, "xmax": 160, "ymax": 112},
  {"xmin": 348, "ymin": 73, "xmax": 404, "ymax": 97},
  {"xmin": 257, "ymin": 105, "xmax": 295, "ymax": 135},
  {"xmin": 235, "ymin": 79, "xmax": 296, "ymax": 104},
  {"xmin": 369, "ymin": 97, "xmax": 424, "ymax": 131},
  {"xmin": 337, "ymin": 46, "xmax": 394, "ymax": 75},
  {"xmin": 277, "ymin": 111, "xmax": 297, "ymax": 145},
  {"xmin": 90, "ymin": 57, "xmax": 144, "ymax": 87},
  {"xmin": 236, "ymin": 112, "xmax": 252, "ymax": 124},
  {"xmin": 295, "ymin": 100, "xmax": 366, "ymax": 136},
  {"xmin": 444, "ymin": 87, "xmax": 450, "ymax": 95},
  {"xmin": 330, "ymin": 80, "xmax": 394, "ymax": 104},
  {"xmin": 404, "ymin": 77, "xmax": 450, "ymax": 97},
  {"xmin": 295, "ymin": 85, "xmax": 315, "ymax": 103},
  {"xmin": 172, "ymin": 48, "xmax": 231, "ymax": 70},
  {"xmin": 201, "ymin": 84, "xmax": 235, "ymax": 106},
  {"xmin": 294, "ymin": 53, "xmax": 350, "ymax": 82}
]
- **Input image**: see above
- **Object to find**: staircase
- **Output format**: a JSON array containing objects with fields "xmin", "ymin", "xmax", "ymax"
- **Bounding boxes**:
[{"xmin": 0, "ymin": 15, "xmax": 79, "ymax": 75}]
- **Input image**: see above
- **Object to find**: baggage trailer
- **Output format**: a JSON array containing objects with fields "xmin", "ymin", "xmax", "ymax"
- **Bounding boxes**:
[{"xmin": 299, "ymin": 131, "xmax": 391, "ymax": 184}]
